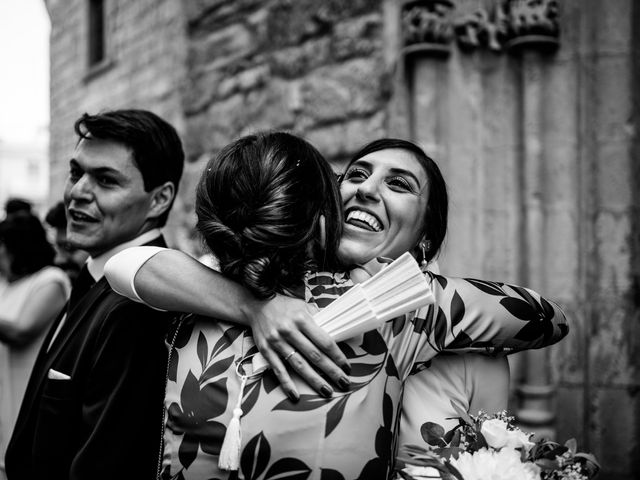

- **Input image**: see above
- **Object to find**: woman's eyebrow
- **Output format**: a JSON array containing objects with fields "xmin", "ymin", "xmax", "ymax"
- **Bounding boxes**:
[{"xmin": 349, "ymin": 159, "xmax": 372, "ymax": 170}]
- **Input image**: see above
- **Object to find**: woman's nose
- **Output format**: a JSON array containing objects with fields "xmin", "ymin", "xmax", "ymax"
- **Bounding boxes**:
[{"xmin": 356, "ymin": 177, "xmax": 380, "ymax": 201}]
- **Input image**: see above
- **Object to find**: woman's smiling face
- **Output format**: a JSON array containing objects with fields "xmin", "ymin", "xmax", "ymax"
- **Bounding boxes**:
[{"xmin": 338, "ymin": 148, "xmax": 429, "ymax": 266}]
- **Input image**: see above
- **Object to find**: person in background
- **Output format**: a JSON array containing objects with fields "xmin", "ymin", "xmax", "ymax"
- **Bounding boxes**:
[
  {"xmin": 0, "ymin": 214, "xmax": 70, "ymax": 479},
  {"xmin": 4, "ymin": 109, "xmax": 184, "ymax": 480},
  {"xmin": 44, "ymin": 201, "xmax": 89, "ymax": 285},
  {"xmin": 3, "ymin": 199, "xmax": 32, "ymax": 220}
]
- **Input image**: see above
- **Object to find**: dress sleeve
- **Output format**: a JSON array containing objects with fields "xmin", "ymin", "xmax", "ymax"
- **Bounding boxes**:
[
  {"xmin": 413, "ymin": 273, "xmax": 569, "ymax": 355},
  {"xmin": 104, "ymin": 246, "xmax": 167, "ymax": 306},
  {"xmin": 32, "ymin": 266, "xmax": 71, "ymax": 299}
]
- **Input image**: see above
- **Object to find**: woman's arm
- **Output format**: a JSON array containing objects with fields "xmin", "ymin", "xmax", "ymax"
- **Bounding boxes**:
[
  {"xmin": 104, "ymin": 247, "xmax": 351, "ymax": 398},
  {"xmin": 420, "ymin": 273, "xmax": 569, "ymax": 354},
  {"xmin": 0, "ymin": 280, "xmax": 67, "ymax": 346}
]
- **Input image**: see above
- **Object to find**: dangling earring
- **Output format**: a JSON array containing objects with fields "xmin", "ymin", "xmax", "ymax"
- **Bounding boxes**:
[{"xmin": 420, "ymin": 241, "xmax": 431, "ymax": 269}]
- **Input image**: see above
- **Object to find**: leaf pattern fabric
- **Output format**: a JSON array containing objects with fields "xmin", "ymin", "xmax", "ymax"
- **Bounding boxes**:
[{"xmin": 161, "ymin": 271, "xmax": 568, "ymax": 480}]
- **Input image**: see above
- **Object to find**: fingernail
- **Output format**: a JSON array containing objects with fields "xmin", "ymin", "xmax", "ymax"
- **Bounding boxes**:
[
  {"xmin": 320, "ymin": 385, "xmax": 333, "ymax": 398},
  {"xmin": 342, "ymin": 364, "xmax": 351, "ymax": 375},
  {"xmin": 288, "ymin": 390, "xmax": 300, "ymax": 402},
  {"xmin": 338, "ymin": 377, "xmax": 350, "ymax": 390}
]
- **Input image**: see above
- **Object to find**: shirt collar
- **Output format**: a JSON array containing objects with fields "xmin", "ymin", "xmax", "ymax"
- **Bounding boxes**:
[{"xmin": 87, "ymin": 229, "xmax": 162, "ymax": 281}]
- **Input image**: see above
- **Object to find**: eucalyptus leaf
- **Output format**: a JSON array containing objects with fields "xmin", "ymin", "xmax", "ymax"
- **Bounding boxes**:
[{"xmin": 450, "ymin": 400, "xmax": 475, "ymax": 426}]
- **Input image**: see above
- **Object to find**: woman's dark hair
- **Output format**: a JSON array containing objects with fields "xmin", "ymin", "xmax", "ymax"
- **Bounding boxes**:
[
  {"xmin": 74, "ymin": 109, "xmax": 185, "ymax": 226},
  {"xmin": 0, "ymin": 214, "xmax": 55, "ymax": 277},
  {"xmin": 196, "ymin": 131, "xmax": 343, "ymax": 299},
  {"xmin": 344, "ymin": 138, "xmax": 448, "ymax": 263}
]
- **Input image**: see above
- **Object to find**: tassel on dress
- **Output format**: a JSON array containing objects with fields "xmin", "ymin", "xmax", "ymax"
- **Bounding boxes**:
[{"xmin": 218, "ymin": 375, "xmax": 247, "ymax": 471}]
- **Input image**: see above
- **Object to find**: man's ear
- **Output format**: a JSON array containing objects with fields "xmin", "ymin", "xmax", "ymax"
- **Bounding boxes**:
[
  {"xmin": 147, "ymin": 181, "xmax": 175, "ymax": 220},
  {"xmin": 318, "ymin": 214, "xmax": 326, "ymax": 249}
]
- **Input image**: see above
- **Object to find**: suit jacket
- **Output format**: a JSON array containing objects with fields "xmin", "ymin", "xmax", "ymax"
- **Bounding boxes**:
[{"xmin": 5, "ymin": 236, "xmax": 172, "ymax": 480}]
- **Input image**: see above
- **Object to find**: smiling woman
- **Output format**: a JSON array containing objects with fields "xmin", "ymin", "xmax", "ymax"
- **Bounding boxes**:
[
  {"xmin": 340, "ymin": 146, "xmax": 431, "ymax": 267},
  {"xmin": 339, "ymin": 139, "xmax": 447, "ymax": 266}
]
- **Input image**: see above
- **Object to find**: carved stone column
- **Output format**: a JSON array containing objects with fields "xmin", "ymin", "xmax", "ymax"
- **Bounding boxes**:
[
  {"xmin": 400, "ymin": 0, "xmax": 454, "ymax": 153},
  {"xmin": 507, "ymin": 0, "xmax": 560, "ymax": 440},
  {"xmin": 515, "ymin": 50, "xmax": 556, "ymax": 440}
]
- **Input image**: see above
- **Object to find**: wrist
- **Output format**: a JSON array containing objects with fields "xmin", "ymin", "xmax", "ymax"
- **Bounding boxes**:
[{"xmin": 238, "ymin": 295, "xmax": 263, "ymax": 327}]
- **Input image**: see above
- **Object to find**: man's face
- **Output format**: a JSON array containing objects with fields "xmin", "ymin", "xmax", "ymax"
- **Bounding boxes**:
[{"xmin": 63, "ymin": 138, "xmax": 155, "ymax": 257}]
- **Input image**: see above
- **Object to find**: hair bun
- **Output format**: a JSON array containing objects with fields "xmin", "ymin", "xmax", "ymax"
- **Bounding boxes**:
[{"xmin": 242, "ymin": 256, "xmax": 278, "ymax": 299}]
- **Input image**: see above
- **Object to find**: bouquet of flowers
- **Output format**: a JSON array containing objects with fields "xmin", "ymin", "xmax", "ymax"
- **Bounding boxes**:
[{"xmin": 397, "ymin": 404, "xmax": 600, "ymax": 480}]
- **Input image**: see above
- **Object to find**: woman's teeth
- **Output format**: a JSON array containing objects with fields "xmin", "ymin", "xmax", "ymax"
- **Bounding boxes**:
[{"xmin": 346, "ymin": 210, "xmax": 382, "ymax": 232}]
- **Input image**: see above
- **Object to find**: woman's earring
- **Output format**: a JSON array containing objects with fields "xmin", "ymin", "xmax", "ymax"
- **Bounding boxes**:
[
  {"xmin": 419, "ymin": 241, "xmax": 430, "ymax": 269},
  {"xmin": 318, "ymin": 215, "xmax": 326, "ymax": 249}
]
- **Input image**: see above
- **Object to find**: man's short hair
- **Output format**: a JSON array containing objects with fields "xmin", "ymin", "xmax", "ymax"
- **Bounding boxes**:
[{"xmin": 74, "ymin": 109, "xmax": 185, "ymax": 226}]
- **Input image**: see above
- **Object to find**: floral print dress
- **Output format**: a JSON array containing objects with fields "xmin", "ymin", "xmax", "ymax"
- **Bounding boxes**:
[{"xmin": 160, "ymin": 271, "xmax": 568, "ymax": 480}]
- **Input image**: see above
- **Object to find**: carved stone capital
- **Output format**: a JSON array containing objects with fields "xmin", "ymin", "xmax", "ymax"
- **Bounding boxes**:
[
  {"xmin": 504, "ymin": 0, "xmax": 560, "ymax": 53},
  {"xmin": 401, "ymin": 0, "xmax": 455, "ymax": 58},
  {"xmin": 453, "ymin": 5, "xmax": 508, "ymax": 53}
]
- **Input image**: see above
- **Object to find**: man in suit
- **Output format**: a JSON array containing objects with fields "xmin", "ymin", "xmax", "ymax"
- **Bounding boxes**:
[{"xmin": 5, "ymin": 109, "xmax": 184, "ymax": 480}]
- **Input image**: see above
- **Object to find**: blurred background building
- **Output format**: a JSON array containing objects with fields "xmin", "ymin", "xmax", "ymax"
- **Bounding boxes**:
[
  {"xmin": 0, "ymin": 0, "xmax": 50, "ymax": 218},
  {"xmin": 0, "ymin": 138, "xmax": 49, "ymax": 216},
  {"xmin": 42, "ymin": 0, "xmax": 638, "ymax": 478}
]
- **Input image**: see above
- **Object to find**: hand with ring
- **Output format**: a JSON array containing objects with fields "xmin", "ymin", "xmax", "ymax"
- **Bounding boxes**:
[{"xmin": 243, "ymin": 293, "xmax": 351, "ymax": 402}]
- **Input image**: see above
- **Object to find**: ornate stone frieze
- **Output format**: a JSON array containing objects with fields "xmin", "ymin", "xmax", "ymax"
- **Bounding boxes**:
[{"xmin": 401, "ymin": 0, "xmax": 560, "ymax": 57}]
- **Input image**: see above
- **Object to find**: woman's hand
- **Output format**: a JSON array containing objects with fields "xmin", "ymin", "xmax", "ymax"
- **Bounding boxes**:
[{"xmin": 241, "ymin": 295, "xmax": 351, "ymax": 401}]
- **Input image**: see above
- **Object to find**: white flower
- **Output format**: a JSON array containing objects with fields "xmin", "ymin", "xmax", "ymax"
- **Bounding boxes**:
[
  {"xmin": 505, "ymin": 427, "xmax": 535, "ymax": 452},
  {"xmin": 481, "ymin": 418, "xmax": 510, "ymax": 449},
  {"xmin": 402, "ymin": 465, "xmax": 442, "ymax": 479},
  {"xmin": 450, "ymin": 448, "xmax": 541, "ymax": 480}
]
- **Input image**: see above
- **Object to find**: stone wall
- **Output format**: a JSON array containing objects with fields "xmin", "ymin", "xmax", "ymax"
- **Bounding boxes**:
[
  {"xmin": 556, "ymin": 2, "xmax": 640, "ymax": 476},
  {"xmin": 175, "ymin": 0, "xmax": 411, "ymax": 256},
  {"xmin": 180, "ymin": 1, "xmax": 391, "ymax": 180}
]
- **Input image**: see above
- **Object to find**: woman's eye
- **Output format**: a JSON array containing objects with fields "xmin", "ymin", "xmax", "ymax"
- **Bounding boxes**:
[
  {"xmin": 344, "ymin": 168, "xmax": 368, "ymax": 181},
  {"xmin": 387, "ymin": 176, "xmax": 413, "ymax": 192}
]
